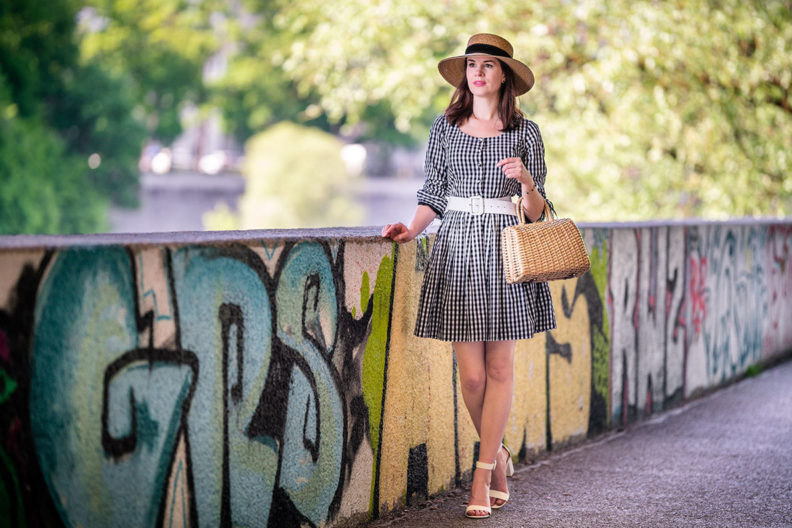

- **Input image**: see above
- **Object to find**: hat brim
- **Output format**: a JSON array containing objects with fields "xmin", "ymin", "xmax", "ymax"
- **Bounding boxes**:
[{"xmin": 438, "ymin": 53, "xmax": 535, "ymax": 96}]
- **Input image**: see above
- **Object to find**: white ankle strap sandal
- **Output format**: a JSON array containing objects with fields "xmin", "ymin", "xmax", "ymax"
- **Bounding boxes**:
[
  {"xmin": 465, "ymin": 459, "xmax": 497, "ymax": 519},
  {"xmin": 490, "ymin": 444, "xmax": 514, "ymax": 510}
]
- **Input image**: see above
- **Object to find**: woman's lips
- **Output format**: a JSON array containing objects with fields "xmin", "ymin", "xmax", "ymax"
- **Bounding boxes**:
[{"xmin": 473, "ymin": 81, "xmax": 486, "ymax": 86}]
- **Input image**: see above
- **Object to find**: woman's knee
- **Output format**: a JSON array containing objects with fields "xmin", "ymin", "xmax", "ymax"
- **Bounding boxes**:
[
  {"xmin": 486, "ymin": 360, "xmax": 514, "ymax": 384},
  {"xmin": 459, "ymin": 370, "xmax": 486, "ymax": 393}
]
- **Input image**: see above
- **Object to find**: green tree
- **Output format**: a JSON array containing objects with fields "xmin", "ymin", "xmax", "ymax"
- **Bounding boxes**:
[
  {"xmin": 209, "ymin": 1, "xmax": 330, "ymax": 143},
  {"xmin": 204, "ymin": 121, "xmax": 363, "ymax": 229},
  {"xmin": 0, "ymin": 76, "xmax": 107, "ymax": 234},
  {"xmin": 263, "ymin": 0, "xmax": 792, "ymax": 220},
  {"xmin": 211, "ymin": 0, "xmax": 418, "ymax": 146},
  {"xmin": 0, "ymin": 0, "xmax": 154, "ymax": 233},
  {"xmin": 0, "ymin": 0, "xmax": 79, "ymax": 119},
  {"xmin": 0, "ymin": 0, "xmax": 122, "ymax": 233},
  {"xmin": 50, "ymin": 63, "xmax": 147, "ymax": 206},
  {"xmin": 79, "ymin": 0, "xmax": 220, "ymax": 143}
]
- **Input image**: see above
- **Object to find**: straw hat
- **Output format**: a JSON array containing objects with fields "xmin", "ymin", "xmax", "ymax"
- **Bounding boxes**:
[{"xmin": 438, "ymin": 33, "xmax": 535, "ymax": 96}]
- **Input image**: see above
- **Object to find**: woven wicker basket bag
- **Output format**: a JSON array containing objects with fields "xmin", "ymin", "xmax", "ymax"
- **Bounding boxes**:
[{"xmin": 501, "ymin": 198, "xmax": 591, "ymax": 283}]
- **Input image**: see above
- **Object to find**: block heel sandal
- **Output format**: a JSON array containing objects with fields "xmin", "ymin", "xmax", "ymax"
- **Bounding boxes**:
[
  {"xmin": 490, "ymin": 444, "xmax": 514, "ymax": 509},
  {"xmin": 465, "ymin": 460, "xmax": 495, "ymax": 519}
]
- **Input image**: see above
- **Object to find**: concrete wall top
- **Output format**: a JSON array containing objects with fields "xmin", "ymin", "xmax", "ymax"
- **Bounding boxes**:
[{"xmin": 2, "ymin": 216, "xmax": 790, "ymax": 250}]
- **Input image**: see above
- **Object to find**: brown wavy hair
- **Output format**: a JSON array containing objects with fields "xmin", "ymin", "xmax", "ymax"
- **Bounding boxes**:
[{"xmin": 444, "ymin": 59, "xmax": 524, "ymax": 131}]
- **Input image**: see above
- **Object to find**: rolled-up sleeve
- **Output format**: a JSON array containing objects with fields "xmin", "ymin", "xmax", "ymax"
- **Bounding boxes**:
[
  {"xmin": 416, "ymin": 116, "xmax": 448, "ymax": 217},
  {"xmin": 522, "ymin": 120, "xmax": 548, "ymax": 201}
]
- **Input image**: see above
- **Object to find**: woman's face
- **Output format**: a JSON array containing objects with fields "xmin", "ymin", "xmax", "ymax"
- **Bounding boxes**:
[{"xmin": 465, "ymin": 56, "xmax": 505, "ymax": 98}]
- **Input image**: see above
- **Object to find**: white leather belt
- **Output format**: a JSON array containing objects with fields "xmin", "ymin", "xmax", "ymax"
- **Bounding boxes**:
[{"xmin": 446, "ymin": 196, "xmax": 517, "ymax": 216}]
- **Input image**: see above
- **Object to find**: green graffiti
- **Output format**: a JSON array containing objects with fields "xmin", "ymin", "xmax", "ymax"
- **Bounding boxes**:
[
  {"xmin": 360, "ymin": 250, "xmax": 395, "ymax": 514},
  {"xmin": 589, "ymin": 244, "xmax": 611, "ymax": 424},
  {"xmin": 361, "ymin": 270, "xmax": 371, "ymax": 314},
  {"xmin": 0, "ymin": 368, "xmax": 17, "ymax": 404},
  {"xmin": 744, "ymin": 364, "xmax": 763, "ymax": 378}
]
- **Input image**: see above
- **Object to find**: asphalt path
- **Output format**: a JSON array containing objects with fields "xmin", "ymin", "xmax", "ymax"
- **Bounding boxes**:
[{"xmin": 366, "ymin": 358, "xmax": 792, "ymax": 528}]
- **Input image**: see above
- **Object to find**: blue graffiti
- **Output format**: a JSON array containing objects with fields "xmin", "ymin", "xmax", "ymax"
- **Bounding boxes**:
[
  {"xmin": 31, "ymin": 248, "xmax": 196, "ymax": 527},
  {"xmin": 31, "ymin": 241, "xmax": 351, "ymax": 527}
]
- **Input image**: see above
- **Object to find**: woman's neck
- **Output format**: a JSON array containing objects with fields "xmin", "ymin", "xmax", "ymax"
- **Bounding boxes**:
[{"xmin": 471, "ymin": 95, "xmax": 499, "ymax": 122}]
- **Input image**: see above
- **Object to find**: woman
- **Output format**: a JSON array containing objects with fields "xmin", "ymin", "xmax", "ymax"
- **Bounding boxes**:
[{"xmin": 382, "ymin": 33, "xmax": 556, "ymax": 519}]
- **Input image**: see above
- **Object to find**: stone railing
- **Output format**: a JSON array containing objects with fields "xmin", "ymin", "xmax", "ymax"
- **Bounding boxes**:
[{"xmin": 0, "ymin": 220, "xmax": 790, "ymax": 527}]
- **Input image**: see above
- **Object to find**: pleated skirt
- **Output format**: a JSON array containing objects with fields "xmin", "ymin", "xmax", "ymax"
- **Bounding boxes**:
[{"xmin": 414, "ymin": 210, "xmax": 557, "ymax": 342}]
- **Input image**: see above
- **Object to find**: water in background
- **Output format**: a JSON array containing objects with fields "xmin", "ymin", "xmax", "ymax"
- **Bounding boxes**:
[{"xmin": 109, "ymin": 172, "xmax": 425, "ymax": 233}]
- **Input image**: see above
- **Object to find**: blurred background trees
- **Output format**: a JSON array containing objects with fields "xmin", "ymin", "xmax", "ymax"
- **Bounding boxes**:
[
  {"xmin": 0, "ymin": 0, "xmax": 216, "ymax": 233},
  {"xmin": 1, "ymin": 0, "xmax": 112, "ymax": 233},
  {"xmin": 270, "ymin": 0, "xmax": 792, "ymax": 220},
  {"xmin": 1, "ymin": 0, "xmax": 790, "ymax": 234},
  {"xmin": 203, "ymin": 121, "xmax": 363, "ymax": 229}
]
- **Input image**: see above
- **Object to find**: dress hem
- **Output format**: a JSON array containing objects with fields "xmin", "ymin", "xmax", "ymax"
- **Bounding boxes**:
[{"xmin": 412, "ymin": 324, "xmax": 557, "ymax": 343}]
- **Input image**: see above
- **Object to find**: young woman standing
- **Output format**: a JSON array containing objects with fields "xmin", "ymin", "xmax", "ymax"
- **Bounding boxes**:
[{"xmin": 382, "ymin": 33, "xmax": 556, "ymax": 519}]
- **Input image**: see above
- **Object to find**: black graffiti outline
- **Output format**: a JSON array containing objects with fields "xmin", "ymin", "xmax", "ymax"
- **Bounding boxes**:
[
  {"xmin": 219, "ymin": 302, "xmax": 243, "ymax": 525},
  {"xmin": 168, "ymin": 240, "xmax": 376, "ymax": 527},
  {"xmin": 264, "ymin": 241, "xmax": 348, "ymax": 527},
  {"xmin": 101, "ymin": 347, "xmax": 200, "ymax": 459},
  {"xmin": 12, "ymin": 237, "xmax": 388, "ymax": 527},
  {"xmin": 0, "ymin": 250, "xmax": 58, "ymax": 526}
]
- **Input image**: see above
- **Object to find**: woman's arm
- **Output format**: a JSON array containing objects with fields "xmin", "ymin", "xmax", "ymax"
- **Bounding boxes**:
[
  {"xmin": 520, "ymin": 178, "xmax": 545, "ymax": 222},
  {"xmin": 384, "ymin": 116, "xmax": 447, "ymax": 242},
  {"xmin": 382, "ymin": 204, "xmax": 437, "ymax": 243},
  {"xmin": 522, "ymin": 121, "xmax": 549, "ymax": 222},
  {"xmin": 496, "ymin": 157, "xmax": 545, "ymax": 222}
]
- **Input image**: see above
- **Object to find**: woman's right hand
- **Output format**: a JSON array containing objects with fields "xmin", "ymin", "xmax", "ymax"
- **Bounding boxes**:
[
  {"xmin": 381, "ymin": 222, "xmax": 413, "ymax": 243},
  {"xmin": 382, "ymin": 205, "xmax": 436, "ymax": 243}
]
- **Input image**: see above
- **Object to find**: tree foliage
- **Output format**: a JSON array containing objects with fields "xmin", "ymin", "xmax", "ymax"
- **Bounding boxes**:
[
  {"xmin": 3, "ymin": 0, "xmax": 789, "ymax": 234},
  {"xmin": 207, "ymin": 1, "xmax": 329, "ymax": 143},
  {"xmin": 211, "ymin": 0, "xmax": 420, "ymax": 146},
  {"xmin": 0, "ymin": 0, "xmax": 115, "ymax": 233},
  {"xmin": 267, "ymin": 0, "xmax": 792, "ymax": 220},
  {"xmin": 50, "ymin": 63, "xmax": 147, "ymax": 206},
  {"xmin": 0, "ymin": 0, "xmax": 80, "ymax": 119},
  {"xmin": 204, "ymin": 122, "xmax": 363, "ymax": 229},
  {"xmin": 78, "ymin": 0, "xmax": 220, "ymax": 143},
  {"xmin": 0, "ymin": 76, "xmax": 107, "ymax": 234}
]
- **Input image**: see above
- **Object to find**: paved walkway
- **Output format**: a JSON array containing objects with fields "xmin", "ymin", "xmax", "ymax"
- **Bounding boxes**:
[{"xmin": 366, "ymin": 359, "xmax": 792, "ymax": 527}]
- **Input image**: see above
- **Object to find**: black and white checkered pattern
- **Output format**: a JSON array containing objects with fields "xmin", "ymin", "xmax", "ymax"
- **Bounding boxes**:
[{"xmin": 414, "ymin": 115, "xmax": 557, "ymax": 342}]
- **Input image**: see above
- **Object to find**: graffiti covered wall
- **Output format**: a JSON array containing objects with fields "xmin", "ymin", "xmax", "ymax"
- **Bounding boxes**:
[{"xmin": 0, "ymin": 221, "xmax": 790, "ymax": 527}]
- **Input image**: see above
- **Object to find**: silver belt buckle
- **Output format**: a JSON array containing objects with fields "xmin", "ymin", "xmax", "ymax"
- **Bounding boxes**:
[{"xmin": 469, "ymin": 195, "xmax": 484, "ymax": 215}]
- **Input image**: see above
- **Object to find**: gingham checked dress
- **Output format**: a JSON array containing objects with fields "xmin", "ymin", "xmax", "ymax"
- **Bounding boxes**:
[{"xmin": 414, "ymin": 115, "xmax": 557, "ymax": 342}]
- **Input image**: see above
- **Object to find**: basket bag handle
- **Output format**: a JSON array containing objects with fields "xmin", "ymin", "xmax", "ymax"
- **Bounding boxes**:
[{"xmin": 515, "ymin": 197, "xmax": 554, "ymax": 225}]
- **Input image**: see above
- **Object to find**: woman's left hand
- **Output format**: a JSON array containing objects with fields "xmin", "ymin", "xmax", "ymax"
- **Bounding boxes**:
[{"xmin": 496, "ymin": 157, "xmax": 533, "ymax": 187}]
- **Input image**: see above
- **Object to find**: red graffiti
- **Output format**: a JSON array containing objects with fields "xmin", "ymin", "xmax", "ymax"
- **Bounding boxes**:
[{"xmin": 689, "ymin": 256, "xmax": 707, "ymax": 336}]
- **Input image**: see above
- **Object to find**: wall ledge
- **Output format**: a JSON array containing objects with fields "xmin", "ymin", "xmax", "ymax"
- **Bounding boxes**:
[{"xmin": 2, "ymin": 216, "xmax": 790, "ymax": 250}]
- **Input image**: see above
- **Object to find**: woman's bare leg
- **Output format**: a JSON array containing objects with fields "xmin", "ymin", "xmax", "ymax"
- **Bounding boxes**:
[
  {"xmin": 482, "ymin": 340, "xmax": 516, "ymax": 506},
  {"xmin": 454, "ymin": 340, "xmax": 516, "ymax": 514},
  {"xmin": 454, "ymin": 341, "xmax": 489, "ymax": 515},
  {"xmin": 454, "ymin": 341, "xmax": 486, "ymax": 433}
]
